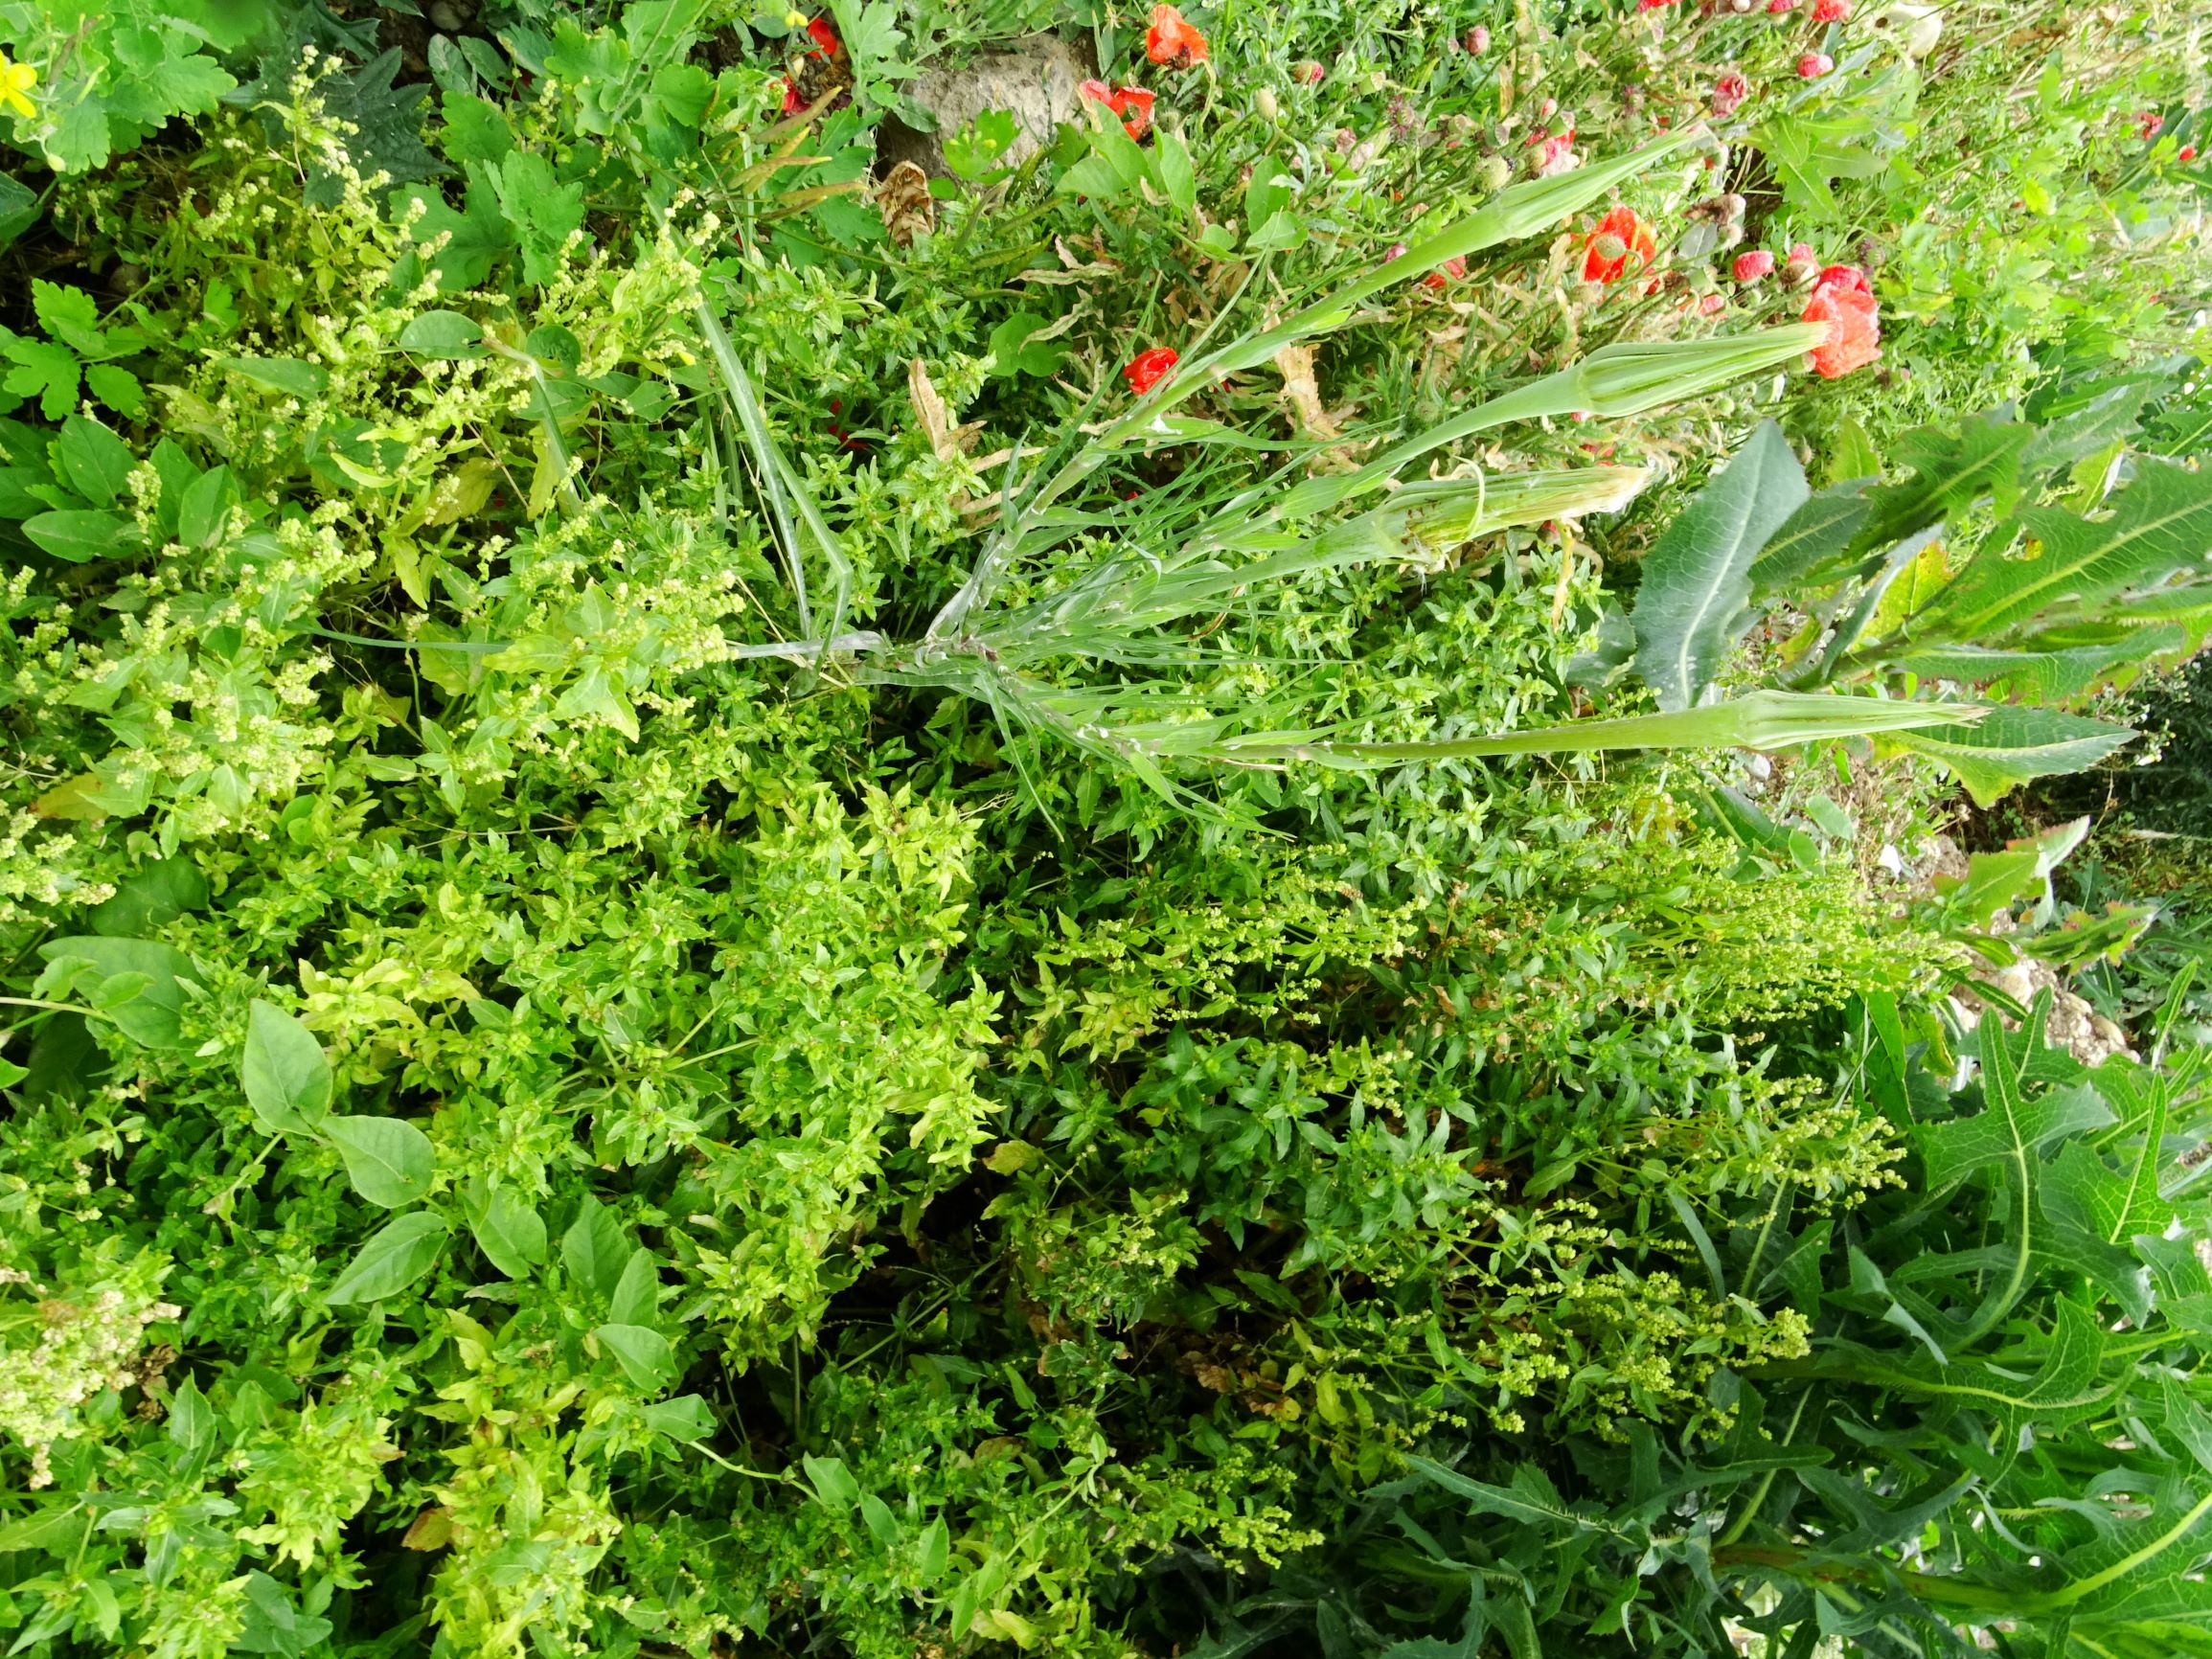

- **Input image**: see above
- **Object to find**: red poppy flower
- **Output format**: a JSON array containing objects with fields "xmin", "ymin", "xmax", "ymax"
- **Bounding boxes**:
[
  {"xmin": 1711, "ymin": 71, "xmax": 1749, "ymax": 116},
  {"xmin": 1802, "ymin": 271, "xmax": 1881, "ymax": 377},
  {"xmin": 806, "ymin": 15, "xmax": 842, "ymax": 56},
  {"xmin": 1124, "ymin": 346, "xmax": 1179, "ymax": 394},
  {"xmin": 1797, "ymin": 51, "xmax": 1834, "ymax": 78},
  {"xmin": 781, "ymin": 78, "xmax": 803, "ymax": 114},
  {"xmin": 1732, "ymin": 249, "xmax": 1774, "ymax": 282},
  {"xmin": 1581, "ymin": 206, "xmax": 1656, "ymax": 283},
  {"xmin": 2182, "ymin": 145, "xmax": 2200, "ymax": 162},
  {"xmin": 1081, "ymin": 79, "xmax": 1155, "ymax": 140},
  {"xmin": 1146, "ymin": 5, "xmax": 1209, "ymax": 68},
  {"xmin": 1767, "ymin": 0, "xmax": 1795, "ymax": 11},
  {"xmin": 1638, "ymin": 0, "xmax": 1678, "ymax": 11},
  {"xmin": 1813, "ymin": 262, "xmax": 1871, "ymax": 296},
  {"xmin": 1422, "ymin": 254, "xmax": 1469, "ymax": 291},
  {"xmin": 1813, "ymin": 0, "xmax": 1850, "ymax": 18}
]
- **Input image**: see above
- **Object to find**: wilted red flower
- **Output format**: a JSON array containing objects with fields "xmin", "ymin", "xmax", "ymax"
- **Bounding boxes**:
[
  {"xmin": 806, "ymin": 15, "xmax": 842, "ymax": 55},
  {"xmin": 1081, "ymin": 79, "xmax": 1156, "ymax": 140},
  {"xmin": 1464, "ymin": 24, "xmax": 1491, "ymax": 53},
  {"xmin": 1802, "ymin": 269, "xmax": 1880, "ymax": 377},
  {"xmin": 1422, "ymin": 254, "xmax": 1469, "ymax": 291},
  {"xmin": 1814, "ymin": 262, "xmax": 1871, "ymax": 296},
  {"xmin": 2138, "ymin": 111, "xmax": 2164, "ymax": 140},
  {"xmin": 1529, "ymin": 125, "xmax": 1578, "ymax": 176},
  {"xmin": 1732, "ymin": 249, "xmax": 1774, "ymax": 282},
  {"xmin": 1711, "ymin": 71, "xmax": 1750, "ymax": 116},
  {"xmin": 1124, "ymin": 346, "xmax": 1179, "ymax": 394},
  {"xmin": 1798, "ymin": 52, "xmax": 1834, "ymax": 78},
  {"xmin": 1582, "ymin": 206, "xmax": 1656, "ymax": 283},
  {"xmin": 1812, "ymin": 0, "xmax": 1850, "ymax": 18},
  {"xmin": 1699, "ymin": 293, "xmax": 1727, "ymax": 315},
  {"xmin": 1147, "ymin": 5, "xmax": 1209, "ymax": 67}
]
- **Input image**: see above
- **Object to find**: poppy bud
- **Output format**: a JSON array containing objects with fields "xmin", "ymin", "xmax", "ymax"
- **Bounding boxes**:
[
  {"xmin": 1295, "ymin": 60, "xmax": 1325, "ymax": 83},
  {"xmin": 1797, "ymin": 51, "xmax": 1835, "ymax": 77},
  {"xmin": 1464, "ymin": 24, "xmax": 1491, "ymax": 52},
  {"xmin": 1732, "ymin": 249, "xmax": 1774, "ymax": 282},
  {"xmin": 1256, "ymin": 86, "xmax": 1280, "ymax": 121},
  {"xmin": 1711, "ymin": 71, "xmax": 1750, "ymax": 116},
  {"xmin": 1477, "ymin": 154, "xmax": 1513, "ymax": 191}
]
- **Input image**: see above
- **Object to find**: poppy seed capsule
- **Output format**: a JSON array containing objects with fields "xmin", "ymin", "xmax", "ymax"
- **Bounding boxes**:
[
  {"xmin": 1590, "ymin": 233, "xmax": 1628, "ymax": 263},
  {"xmin": 1477, "ymin": 154, "xmax": 1513, "ymax": 191}
]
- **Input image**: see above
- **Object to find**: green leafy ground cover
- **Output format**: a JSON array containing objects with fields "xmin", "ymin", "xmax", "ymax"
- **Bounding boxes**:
[{"xmin": 0, "ymin": 1, "xmax": 2209, "ymax": 1655}]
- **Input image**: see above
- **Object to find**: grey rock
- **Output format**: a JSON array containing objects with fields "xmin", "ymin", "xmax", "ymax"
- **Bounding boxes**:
[{"xmin": 877, "ymin": 36, "xmax": 1095, "ymax": 178}]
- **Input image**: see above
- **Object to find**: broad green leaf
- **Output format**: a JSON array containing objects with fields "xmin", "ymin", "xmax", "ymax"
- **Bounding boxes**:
[
  {"xmin": 323, "ymin": 1115, "xmax": 436, "ymax": 1208},
  {"xmin": 1156, "ymin": 128, "xmax": 1197, "ymax": 216},
  {"xmin": 21, "ymin": 509, "xmax": 137, "ymax": 563},
  {"xmin": 2040, "ymin": 1138, "xmax": 2156, "ymax": 1322},
  {"xmin": 1917, "ymin": 460, "xmax": 2212, "ymax": 642},
  {"xmin": 1631, "ymin": 420, "xmax": 1809, "ymax": 710},
  {"xmin": 90, "ymin": 857, "xmax": 208, "ymax": 938},
  {"xmin": 325, "ymin": 1213, "xmax": 449, "ymax": 1306},
  {"xmin": 176, "ymin": 466, "xmax": 239, "ymax": 548},
  {"xmin": 607, "ymin": 1248, "xmax": 661, "ymax": 1327},
  {"xmin": 466, "ymin": 1181, "xmax": 548, "ymax": 1278},
  {"xmin": 34, "ymin": 936, "xmax": 197, "ymax": 1048},
  {"xmin": 802, "ymin": 1455, "xmax": 860, "ymax": 1509},
  {"xmin": 1747, "ymin": 480, "xmax": 1875, "ymax": 595},
  {"xmin": 1857, "ymin": 411, "xmax": 2038, "ymax": 556},
  {"xmin": 1883, "ymin": 706, "xmax": 2135, "ymax": 807},
  {"xmin": 915, "ymin": 1517, "xmax": 951, "ymax": 1582},
  {"xmin": 53, "ymin": 415, "xmax": 135, "ymax": 508},
  {"xmin": 640, "ymin": 1395, "xmax": 716, "ymax": 1441},
  {"xmin": 397, "ymin": 309, "xmax": 488, "ymax": 357},
  {"xmin": 591, "ymin": 1323, "xmax": 678, "ymax": 1390},
  {"xmin": 1754, "ymin": 112, "xmax": 1885, "ymax": 218},
  {"xmin": 561, "ymin": 1196, "xmax": 629, "ymax": 1297},
  {"xmin": 217, "ymin": 356, "xmax": 331, "ymax": 399},
  {"xmin": 1918, "ymin": 1064, "xmax": 2113, "ymax": 1195},
  {"xmin": 1889, "ymin": 627, "xmax": 2187, "ymax": 703},
  {"xmin": 241, "ymin": 1001, "xmax": 334, "ymax": 1133}
]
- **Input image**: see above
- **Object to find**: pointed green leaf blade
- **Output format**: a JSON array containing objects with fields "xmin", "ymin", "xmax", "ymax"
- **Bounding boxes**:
[
  {"xmin": 1631, "ymin": 420, "xmax": 1809, "ymax": 710},
  {"xmin": 1884, "ymin": 706, "xmax": 2135, "ymax": 807}
]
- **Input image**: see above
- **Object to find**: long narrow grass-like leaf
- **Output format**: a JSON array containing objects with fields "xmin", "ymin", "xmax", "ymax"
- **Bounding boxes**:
[
  {"xmin": 1197, "ymin": 692, "xmax": 1978, "ymax": 767},
  {"xmin": 1230, "ymin": 328, "xmax": 1827, "ymax": 533}
]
